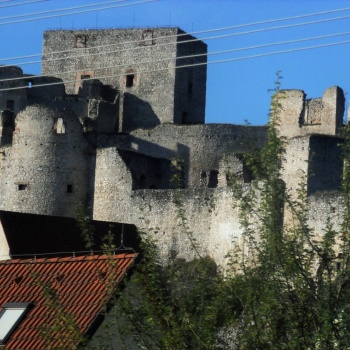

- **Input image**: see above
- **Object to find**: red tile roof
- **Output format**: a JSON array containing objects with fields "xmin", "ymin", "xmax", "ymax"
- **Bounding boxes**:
[{"xmin": 0, "ymin": 253, "xmax": 137, "ymax": 349}]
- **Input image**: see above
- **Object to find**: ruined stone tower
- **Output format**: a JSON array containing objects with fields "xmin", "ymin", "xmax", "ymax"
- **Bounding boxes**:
[{"xmin": 42, "ymin": 28, "xmax": 207, "ymax": 132}]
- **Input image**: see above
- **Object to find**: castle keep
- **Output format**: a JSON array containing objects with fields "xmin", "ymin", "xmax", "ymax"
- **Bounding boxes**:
[{"xmin": 0, "ymin": 28, "xmax": 346, "ymax": 266}]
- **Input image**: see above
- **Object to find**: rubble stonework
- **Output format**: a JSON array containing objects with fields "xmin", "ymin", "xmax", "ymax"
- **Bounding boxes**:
[{"xmin": 0, "ymin": 27, "xmax": 347, "ymax": 265}]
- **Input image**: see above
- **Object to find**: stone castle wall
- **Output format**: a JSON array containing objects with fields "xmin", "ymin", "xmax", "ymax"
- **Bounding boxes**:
[
  {"xmin": 0, "ymin": 28, "xmax": 348, "ymax": 268},
  {"xmin": 0, "ymin": 105, "xmax": 92, "ymax": 217},
  {"xmin": 120, "ymin": 124, "xmax": 267, "ymax": 187},
  {"xmin": 42, "ymin": 28, "xmax": 207, "ymax": 130},
  {"xmin": 277, "ymin": 86, "xmax": 344, "ymax": 139}
]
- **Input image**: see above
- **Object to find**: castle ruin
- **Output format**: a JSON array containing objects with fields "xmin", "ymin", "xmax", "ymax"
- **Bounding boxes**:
[{"xmin": 0, "ymin": 28, "xmax": 346, "ymax": 267}]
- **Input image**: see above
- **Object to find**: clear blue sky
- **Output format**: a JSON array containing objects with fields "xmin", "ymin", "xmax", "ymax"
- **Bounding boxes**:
[{"xmin": 1, "ymin": 0, "xmax": 350, "ymax": 125}]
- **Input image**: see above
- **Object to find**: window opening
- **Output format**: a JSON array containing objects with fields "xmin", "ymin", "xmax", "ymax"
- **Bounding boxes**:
[
  {"xmin": 200, "ymin": 170, "xmax": 208, "ymax": 187},
  {"xmin": 141, "ymin": 29, "xmax": 155, "ymax": 46},
  {"xmin": 67, "ymin": 184, "xmax": 73, "ymax": 193},
  {"xmin": 208, "ymin": 170, "xmax": 219, "ymax": 188},
  {"xmin": 18, "ymin": 184, "xmax": 27, "ymax": 191},
  {"xmin": 74, "ymin": 34, "xmax": 88, "ymax": 48},
  {"xmin": 28, "ymin": 81, "xmax": 33, "ymax": 88},
  {"xmin": 0, "ymin": 302, "xmax": 33, "ymax": 344},
  {"xmin": 126, "ymin": 74, "xmax": 134, "ymax": 88},
  {"xmin": 81, "ymin": 74, "xmax": 91, "ymax": 80}
]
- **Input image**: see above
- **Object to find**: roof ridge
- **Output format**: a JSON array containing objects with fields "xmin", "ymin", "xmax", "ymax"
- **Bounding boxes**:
[{"xmin": 0, "ymin": 253, "xmax": 137, "ymax": 265}]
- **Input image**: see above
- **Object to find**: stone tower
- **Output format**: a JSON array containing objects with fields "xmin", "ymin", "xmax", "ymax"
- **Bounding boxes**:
[{"xmin": 42, "ymin": 28, "xmax": 207, "ymax": 132}]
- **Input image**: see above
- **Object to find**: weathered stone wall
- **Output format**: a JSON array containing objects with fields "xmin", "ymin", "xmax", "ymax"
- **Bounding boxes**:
[
  {"xmin": 0, "ymin": 25, "xmax": 348, "ymax": 272},
  {"xmin": 93, "ymin": 184, "xmax": 241, "ymax": 268},
  {"xmin": 0, "ymin": 66, "xmax": 28, "ymax": 115},
  {"xmin": 0, "ymin": 220, "xmax": 9, "ymax": 260},
  {"xmin": 118, "ymin": 149, "xmax": 174, "ymax": 190},
  {"xmin": 42, "ymin": 28, "xmax": 207, "ymax": 129},
  {"xmin": 93, "ymin": 145, "xmax": 249, "ymax": 268},
  {"xmin": 0, "ymin": 105, "xmax": 92, "ymax": 217},
  {"xmin": 173, "ymin": 29, "xmax": 207, "ymax": 124},
  {"xmin": 282, "ymin": 134, "xmax": 343, "ymax": 200},
  {"xmin": 282, "ymin": 136, "xmax": 311, "ymax": 196},
  {"xmin": 307, "ymin": 193, "xmax": 345, "ymax": 255},
  {"xmin": 118, "ymin": 124, "xmax": 266, "ymax": 187},
  {"xmin": 277, "ymin": 86, "xmax": 344, "ymax": 139}
]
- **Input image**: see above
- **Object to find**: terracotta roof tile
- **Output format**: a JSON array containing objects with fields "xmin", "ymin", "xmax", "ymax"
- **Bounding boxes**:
[{"xmin": 0, "ymin": 253, "xmax": 137, "ymax": 349}]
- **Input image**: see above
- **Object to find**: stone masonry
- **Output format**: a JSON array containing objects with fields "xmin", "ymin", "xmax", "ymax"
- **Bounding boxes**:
[{"xmin": 0, "ymin": 27, "xmax": 347, "ymax": 266}]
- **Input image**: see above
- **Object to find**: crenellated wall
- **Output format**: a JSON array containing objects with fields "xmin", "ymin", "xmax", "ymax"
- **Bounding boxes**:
[{"xmin": 277, "ymin": 86, "xmax": 344, "ymax": 139}]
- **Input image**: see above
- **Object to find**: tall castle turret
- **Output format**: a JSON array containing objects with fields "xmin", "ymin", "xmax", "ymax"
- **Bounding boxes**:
[{"xmin": 42, "ymin": 28, "xmax": 207, "ymax": 132}]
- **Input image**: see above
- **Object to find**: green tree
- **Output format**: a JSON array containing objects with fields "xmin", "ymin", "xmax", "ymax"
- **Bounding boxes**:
[
  {"xmin": 53, "ymin": 73, "xmax": 350, "ymax": 350},
  {"xmin": 227, "ymin": 73, "xmax": 350, "ymax": 349}
]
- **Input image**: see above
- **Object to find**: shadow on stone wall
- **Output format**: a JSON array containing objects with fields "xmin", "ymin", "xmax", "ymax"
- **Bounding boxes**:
[{"xmin": 122, "ymin": 93, "xmax": 160, "ymax": 133}]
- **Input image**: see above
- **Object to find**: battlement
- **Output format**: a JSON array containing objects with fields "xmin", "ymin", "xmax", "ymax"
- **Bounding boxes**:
[{"xmin": 276, "ymin": 86, "xmax": 345, "ymax": 139}]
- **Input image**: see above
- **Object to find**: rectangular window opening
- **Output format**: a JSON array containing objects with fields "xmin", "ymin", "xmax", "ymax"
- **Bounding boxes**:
[
  {"xmin": 18, "ymin": 184, "xmax": 28, "ymax": 191},
  {"xmin": 81, "ymin": 74, "xmax": 91, "ymax": 80},
  {"xmin": 28, "ymin": 81, "xmax": 33, "ymax": 88},
  {"xmin": 67, "ymin": 184, "xmax": 73, "ymax": 193},
  {"xmin": 74, "ymin": 34, "xmax": 88, "ymax": 48},
  {"xmin": 126, "ymin": 74, "xmax": 134, "ymax": 88},
  {"xmin": 208, "ymin": 170, "xmax": 219, "ymax": 188}
]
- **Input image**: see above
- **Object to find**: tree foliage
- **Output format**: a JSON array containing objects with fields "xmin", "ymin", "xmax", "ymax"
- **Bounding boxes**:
[
  {"xmin": 52, "ymin": 73, "xmax": 350, "ymax": 349},
  {"xmin": 226, "ymin": 73, "xmax": 350, "ymax": 349}
]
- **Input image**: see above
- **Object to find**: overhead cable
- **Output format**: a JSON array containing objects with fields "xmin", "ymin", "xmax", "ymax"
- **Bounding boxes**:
[
  {"xmin": 3, "ymin": 12, "xmax": 350, "ymax": 68},
  {"xmin": 0, "ymin": 0, "xmax": 133, "ymax": 20},
  {"xmin": 2, "ymin": 4, "xmax": 350, "ymax": 62},
  {"xmin": 1, "ymin": 38, "xmax": 350, "ymax": 92},
  {"xmin": 0, "ymin": 0, "xmax": 47, "ymax": 9},
  {"xmin": 2, "ymin": 30, "xmax": 350, "ymax": 84},
  {"xmin": 0, "ymin": 0, "xmax": 156, "ymax": 26}
]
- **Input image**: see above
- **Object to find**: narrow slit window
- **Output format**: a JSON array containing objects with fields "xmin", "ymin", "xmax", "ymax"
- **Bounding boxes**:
[
  {"xmin": 67, "ymin": 184, "xmax": 73, "ymax": 193},
  {"xmin": 126, "ymin": 74, "xmax": 134, "ymax": 88},
  {"xmin": 28, "ymin": 81, "xmax": 33, "ymax": 88}
]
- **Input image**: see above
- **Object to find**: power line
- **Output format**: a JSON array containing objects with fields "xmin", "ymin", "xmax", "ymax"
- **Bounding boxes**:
[
  {"xmin": 0, "ymin": 0, "xmax": 47, "ymax": 9},
  {"xmin": 1, "ymin": 38, "xmax": 350, "ymax": 93},
  {"xmin": 0, "ymin": 0, "xmax": 156, "ymax": 26},
  {"xmin": 2, "ymin": 8, "xmax": 350, "ymax": 67},
  {"xmin": 2, "ymin": 30, "xmax": 350, "ymax": 84},
  {"xmin": 0, "ymin": 0, "xmax": 132, "ymax": 20}
]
